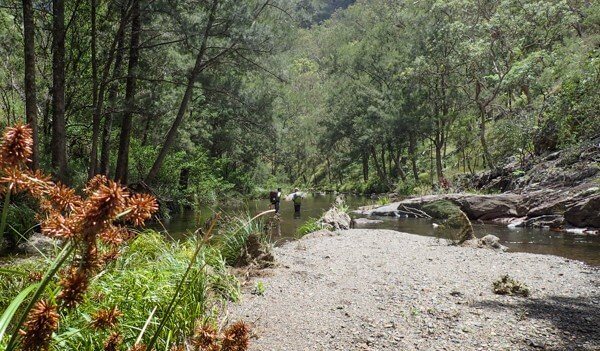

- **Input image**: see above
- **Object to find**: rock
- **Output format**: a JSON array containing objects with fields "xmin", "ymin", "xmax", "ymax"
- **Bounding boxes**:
[
  {"xmin": 522, "ymin": 215, "xmax": 564, "ymax": 228},
  {"xmin": 370, "ymin": 202, "xmax": 401, "ymax": 216},
  {"xmin": 320, "ymin": 207, "xmax": 352, "ymax": 230},
  {"xmin": 462, "ymin": 235, "xmax": 507, "ymax": 251},
  {"xmin": 564, "ymin": 194, "xmax": 600, "ymax": 228},
  {"xmin": 353, "ymin": 218, "xmax": 384, "ymax": 226},
  {"xmin": 479, "ymin": 235, "xmax": 507, "ymax": 251},
  {"xmin": 527, "ymin": 197, "xmax": 574, "ymax": 218},
  {"xmin": 419, "ymin": 200, "xmax": 462, "ymax": 220},
  {"xmin": 20, "ymin": 234, "xmax": 57, "ymax": 255},
  {"xmin": 454, "ymin": 194, "xmax": 524, "ymax": 220}
]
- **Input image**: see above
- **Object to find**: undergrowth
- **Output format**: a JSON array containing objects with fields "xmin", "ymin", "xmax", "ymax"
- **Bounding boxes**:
[{"xmin": 1, "ymin": 231, "xmax": 241, "ymax": 350}]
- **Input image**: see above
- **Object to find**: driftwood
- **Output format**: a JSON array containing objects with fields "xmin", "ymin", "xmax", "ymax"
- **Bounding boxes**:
[{"xmin": 397, "ymin": 205, "xmax": 432, "ymax": 219}]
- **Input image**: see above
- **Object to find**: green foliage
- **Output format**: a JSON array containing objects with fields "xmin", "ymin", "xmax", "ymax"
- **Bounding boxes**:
[
  {"xmin": 0, "ymin": 231, "xmax": 240, "ymax": 350},
  {"xmin": 4, "ymin": 202, "xmax": 38, "ymax": 248},
  {"xmin": 252, "ymin": 281, "xmax": 266, "ymax": 296},
  {"xmin": 296, "ymin": 217, "xmax": 322, "ymax": 238}
]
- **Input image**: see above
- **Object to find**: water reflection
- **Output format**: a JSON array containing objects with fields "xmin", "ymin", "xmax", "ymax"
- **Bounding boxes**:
[{"xmin": 156, "ymin": 194, "xmax": 600, "ymax": 266}]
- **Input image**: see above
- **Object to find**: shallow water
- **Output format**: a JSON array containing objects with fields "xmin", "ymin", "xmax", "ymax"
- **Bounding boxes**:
[{"xmin": 158, "ymin": 194, "xmax": 600, "ymax": 266}]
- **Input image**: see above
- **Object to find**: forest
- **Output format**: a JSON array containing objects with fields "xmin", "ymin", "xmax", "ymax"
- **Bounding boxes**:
[
  {"xmin": 0, "ymin": 0, "xmax": 598, "ymax": 200},
  {"xmin": 0, "ymin": 0, "xmax": 599, "ymax": 350}
]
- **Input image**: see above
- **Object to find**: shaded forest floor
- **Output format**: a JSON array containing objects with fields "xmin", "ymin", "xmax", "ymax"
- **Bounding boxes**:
[{"xmin": 229, "ymin": 229, "xmax": 599, "ymax": 351}]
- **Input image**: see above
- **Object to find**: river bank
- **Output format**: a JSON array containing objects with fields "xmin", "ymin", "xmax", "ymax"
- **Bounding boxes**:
[{"xmin": 229, "ymin": 229, "xmax": 599, "ymax": 351}]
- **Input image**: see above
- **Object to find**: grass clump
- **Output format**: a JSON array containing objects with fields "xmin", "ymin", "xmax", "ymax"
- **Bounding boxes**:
[
  {"xmin": 214, "ymin": 212, "xmax": 274, "ymax": 267},
  {"xmin": 296, "ymin": 217, "xmax": 323, "ymax": 238},
  {"xmin": 493, "ymin": 275, "xmax": 530, "ymax": 297},
  {"xmin": 375, "ymin": 196, "xmax": 391, "ymax": 206}
]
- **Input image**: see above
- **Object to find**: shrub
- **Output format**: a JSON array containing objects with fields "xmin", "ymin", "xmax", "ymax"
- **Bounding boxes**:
[{"xmin": 493, "ymin": 275, "xmax": 530, "ymax": 297}]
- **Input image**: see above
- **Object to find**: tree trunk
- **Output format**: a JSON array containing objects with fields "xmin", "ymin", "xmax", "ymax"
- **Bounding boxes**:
[
  {"xmin": 114, "ymin": 0, "xmax": 140, "ymax": 184},
  {"xmin": 409, "ymin": 134, "xmax": 418, "ymax": 182},
  {"xmin": 479, "ymin": 109, "xmax": 494, "ymax": 169},
  {"xmin": 91, "ymin": 0, "xmax": 98, "ymax": 124},
  {"xmin": 362, "ymin": 151, "xmax": 369, "ymax": 182},
  {"xmin": 476, "ymin": 82, "xmax": 494, "ymax": 170},
  {"xmin": 99, "ymin": 6, "xmax": 127, "ymax": 176},
  {"xmin": 370, "ymin": 145, "xmax": 385, "ymax": 183},
  {"xmin": 51, "ymin": 0, "xmax": 68, "ymax": 183},
  {"xmin": 435, "ymin": 142, "xmax": 443, "ymax": 182},
  {"xmin": 88, "ymin": 1, "xmax": 133, "ymax": 178},
  {"xmin": 380, "ymin": 144, "xmax": 387, "ymax": 179},
  {"xmin": 140, "ymin": 113, "xmax": 151, "ymax": 146},
  {"xmin": 145, "ymin": 0, "xmax": 219, "ymax": 184},
  {"xmin": 23, "ymin": 0, "xmax": 39, "ymax": 170}
]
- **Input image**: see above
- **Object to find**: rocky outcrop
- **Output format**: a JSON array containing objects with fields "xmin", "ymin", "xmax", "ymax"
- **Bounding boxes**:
[
  {"xmin": 361, "ymin": 141, "xmax": 599, "ymax": 232},
  {"xmin": 365, "ymin": 189, "xmax": 598, "ymax": 232}
]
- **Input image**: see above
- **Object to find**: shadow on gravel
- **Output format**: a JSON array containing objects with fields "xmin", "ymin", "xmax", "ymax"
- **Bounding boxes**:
[{"xmin": 475, "ymin": 295, "xmax": 600, "ymax": 350}]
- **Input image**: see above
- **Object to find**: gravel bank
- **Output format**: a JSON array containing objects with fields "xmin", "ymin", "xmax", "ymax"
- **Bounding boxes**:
[{"xmin": 229, "ymin": 229, "xmax": 599, "ymax": 351}]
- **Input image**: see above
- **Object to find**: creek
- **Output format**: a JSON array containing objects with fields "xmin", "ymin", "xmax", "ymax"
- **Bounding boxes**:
[{"xmin": 158, "ymin": 194, "xmax": 600, "ymax": 266}]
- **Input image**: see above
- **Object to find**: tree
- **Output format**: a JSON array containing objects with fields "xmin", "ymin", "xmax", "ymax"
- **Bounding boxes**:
[
  {"xmin": 22, "ymin": 0, "xmax": 38, "ymax": 170},
  {"xmin": 115, "ymin": 0, "xmax": 141, "ymax": 184},
  {"xmin": 51, "ymin": 0, "xmax": 68, "ymax": 183}
]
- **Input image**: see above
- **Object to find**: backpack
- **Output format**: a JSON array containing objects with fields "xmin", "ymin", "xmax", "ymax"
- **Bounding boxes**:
[
  {"xmin": 269, "ymin": 191, "xmax": 278, "ymax": 204},
  {"xmin": 292, "ymin": 193, "xmax": 302, "ymax": 205}
]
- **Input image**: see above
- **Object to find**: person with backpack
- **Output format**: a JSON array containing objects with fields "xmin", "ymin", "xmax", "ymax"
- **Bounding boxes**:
[
  {"xmin": 291, "ymin": 188, "xmax": 303, "ymax": 216},
  {"xmin": 269, "ymin": 188, "xmax": 282, "ymax": 214}
]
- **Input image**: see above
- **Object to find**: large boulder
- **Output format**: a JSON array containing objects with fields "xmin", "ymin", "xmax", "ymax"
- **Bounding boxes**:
[
  {"xmin": 419, "ymin": 200, "xmax": 462, "ymax": 220},
  {"xmin": 564, "ymin": 194, "xmax": 600, "ymax": 228},
  {"xmin": 319, "ymin": 207, "xmax": 352, "ymax": 230},
  {"xmin": 454, "ymin": 194, "xmax": 524, "ymax": 220}
]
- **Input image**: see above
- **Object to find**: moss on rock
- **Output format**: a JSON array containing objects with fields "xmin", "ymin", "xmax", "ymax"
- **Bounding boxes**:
[{"xmin": 420, "ymin": 200, "xmax": 462, "ymax": 220}]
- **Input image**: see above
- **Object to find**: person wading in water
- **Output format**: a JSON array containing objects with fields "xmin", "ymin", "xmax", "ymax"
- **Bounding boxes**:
[
  {"xmin": 292, "ymin": 188, "xmax": 303, "ymax": 218},
  {"xmin": 269, "ymin": 188, "xmax": 282, "ymax": 214}
]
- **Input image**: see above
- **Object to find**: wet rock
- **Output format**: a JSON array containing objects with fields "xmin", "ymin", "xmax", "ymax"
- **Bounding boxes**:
[
  {"xmin": 564, "ymin": 194, "xmax": 600, "ymax": 228},
  {"xmin": 370, "ymin": 202, "xmax": 401, "ymax": 216},
  {"xmin": 522, "ymin": 215, "xmax": 565, "ymax": 228},
  {"xmin": 353, "ymin": 218, "xmax": 384, "ymax": 226}
]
